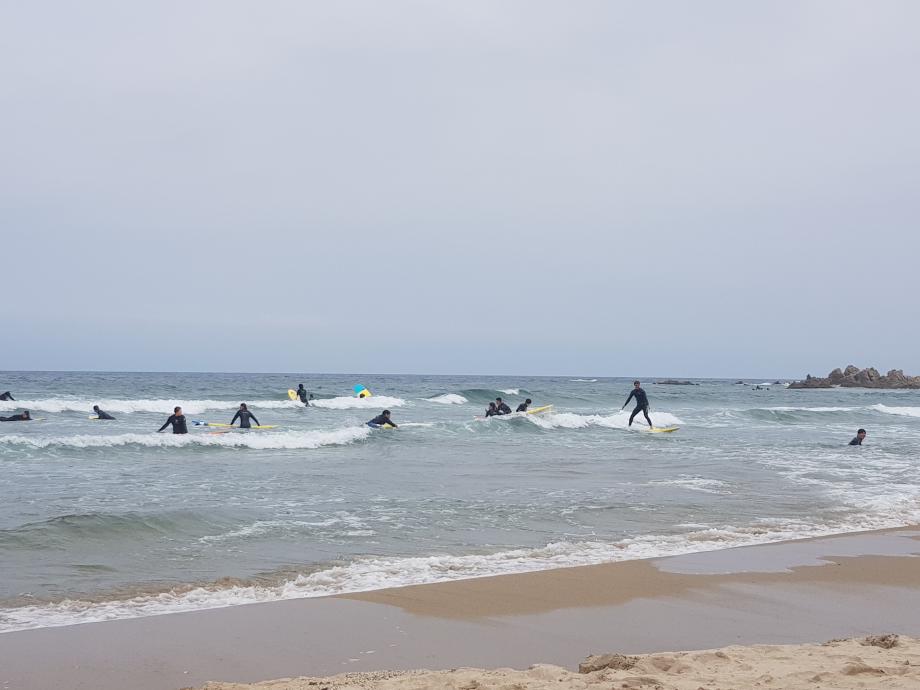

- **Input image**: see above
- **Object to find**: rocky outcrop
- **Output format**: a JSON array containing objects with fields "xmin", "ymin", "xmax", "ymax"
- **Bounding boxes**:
[{"xmin": 788, "ymin": 365, "xmax": 920, "ymax": 389}]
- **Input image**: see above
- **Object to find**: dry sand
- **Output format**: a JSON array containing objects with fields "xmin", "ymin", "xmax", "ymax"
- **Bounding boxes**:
[{"xmin": 194, "ymin": 635, "xmax": 920, "ymax": 690}]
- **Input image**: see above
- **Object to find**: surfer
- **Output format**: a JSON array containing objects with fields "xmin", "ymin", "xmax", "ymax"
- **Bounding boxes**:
[
  {"xmin": 0, "ymin": 410, "xmax": 31, "ymax": 421},
  {"xmin": 849, "ymin": 428, "xmax": 867, "ymax": 446},
  {"xmin": 495, "ymin": 398, "xmax": 512, "ymax": 415},
  {"xmin": 516, "ymin": 398, "xmax": 532, "ymax": 412},
  {"xmin": 367, "ymin": 410, "xmax": 397, "ymax": 428},
  {"xmin": 157, "ymin": 406, "xmax": 188, "ymax": 434},
  {"xmin": 622, "ymin": 380, "xmax": 653, "ymax": 428},
  {"xmin": 92, "ymin": 405, "xmax": 115, "ymax": 420},
  {"xmin": 230, "ymin": 403, "xmax": 260, "ymax": 429},
  {"xmin": 0, "ymin": 392, "xmax": 14, "ymax": 401},
  {"xmin": 485, "ymin": 402, "xmax": 499, "ymax": 417},
  {"xmin": 296, "ymin": 384, "xmax": 314, "ymax": 406}
]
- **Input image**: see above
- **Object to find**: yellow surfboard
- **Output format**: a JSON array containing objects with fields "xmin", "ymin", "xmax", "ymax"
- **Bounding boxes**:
[
  {"xmin": 287, "ymin": 389, "xmax": 298, "ymax": 401},
  {"xmin": 645, "ymin": 426, "xmax": 679, "ymax": 433},
  {"xmin": 526, "ymin": 405, "xmax": 553, "ymax": 415}
]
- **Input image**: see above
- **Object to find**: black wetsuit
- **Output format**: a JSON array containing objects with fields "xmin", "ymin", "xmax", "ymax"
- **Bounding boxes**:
[
  {"xmin": 625, "ymin": 387, "xmax": 653, "ymax": 427},
  {"xmin": 94, "ymin": 409, "xmax": 115, "ymax": 420},
  {"xmin": 231, "ymin": 410, "xmax": 260, "ymax": 428},
  {"xmin": 485, "ymin": 406, "xmax": 498, "ymax": 417},
  {"xmin": 849, "ymin": 436, "xmax": 863, "ymax": 446},
  {"xmin": 496, "ymin": 402, "xmax": 512, "ymax": 415},
  {"xmin": 296, "ymin": 387, "xmax": 310, "ymax": 405},
  {"xmin": 367, "ymin": 414, "xmax": 396, "ymax": 428},
  {"xmin": 0, "ymin": 414, "xmax": 30, "ymax": 421},
  {"xmin": 158, "ymin": 414, "xmax": 188, "ymax": 434},
  {"xmin": 516, "ymin": 402, "xmax": 529, "ymax": 412},
  {"xmin": 0, "ymin": 392, "xmax": 14, "ymax": 401}
]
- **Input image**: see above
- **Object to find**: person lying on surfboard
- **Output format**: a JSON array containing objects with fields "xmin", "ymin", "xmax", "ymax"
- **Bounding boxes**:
[
  {"xmin": 230, "ymin": 403, "xmax": 260, "ymax": 429},
  {"xmin": 367, "ymin": 410, "xmax": 397, "ymax": 428},
  {"xmin": 0, "ymin": 410, "xmax": 31, "ymax": 421},
  {"xmin": 516, "ymin": 398, "xmax": 532, "ymax": 412},
  {"xmin": 92, "ymin": 405, "xmax": 115, "ymax": 420},
  {"xmin": 495, "ymin": 398, "xmax": 512, "ymax": 415},
  {"xmin": 0, "ymin": 391, "xmax": 14, "ymax": 401},
  {"xmin": 622, "ymin": 380, "xmax": 653, "ymax": 428}
]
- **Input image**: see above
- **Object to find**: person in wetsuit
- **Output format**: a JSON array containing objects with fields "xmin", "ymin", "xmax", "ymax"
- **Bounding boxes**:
[
  {"xmin": 0, "ymin": 392, "xmax": 14, "ymax": 401},
  {"xmin": 230, "ymin": 403, "xmax": 260, "ymax": 429},
  {"xmin": 367, "ymin": 410, "xmax": 397, "ymax": 428},
  {"xmin": 296, "ymin": 384, "xmax": 314, "ymax": 406},
  {"xmin": 516, "ymin": 398, "xmax": 532, "ymax": 413},
  {"xmin": 849, "ymin": 428, "xmax": 867, "ymax": 446},
  {"xmin": 158, "ymin": 406, "xmax": 188, "ymax": 434},
  {"xmin": 622, "ymin": 380, "xmax": 653, "ymax": 428},
  {"xmin": 495, "ymin": 398, "xmax": 512, "ymax": 415},
  {"xmin": 92, "ymin": 405, "xmax": 115, "ymax": 420},
  {"xmin": 485, "ymin": 402, "xmax": 499, "ymax": 417},
  {"xmin": 0, "ymin": 410, "xmax": 31, "ymax": 421}
]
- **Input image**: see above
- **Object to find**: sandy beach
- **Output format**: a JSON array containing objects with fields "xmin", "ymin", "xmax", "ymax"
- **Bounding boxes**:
[
  {"xmin": 2, "ymin": 527, "xmax": 919, "ymax": 690},
  {"xmin": 197, "ymin": 635, "xmax": 920, "ymax": 689}
]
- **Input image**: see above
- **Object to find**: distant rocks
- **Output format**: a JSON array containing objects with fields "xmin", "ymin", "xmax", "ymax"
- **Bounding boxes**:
[
  {"xmin": 654, "ymin": 379, "xmax": 699, "ymax": 386},
  {"xmin": 789, "ymin": 365, "xmax": 920, "ymax": 389}
]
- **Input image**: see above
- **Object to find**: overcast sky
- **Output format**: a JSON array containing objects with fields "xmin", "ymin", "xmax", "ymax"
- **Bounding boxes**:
[{"xmin": 2, "ymin": 1, "xmax": 918, "ymax": 377}]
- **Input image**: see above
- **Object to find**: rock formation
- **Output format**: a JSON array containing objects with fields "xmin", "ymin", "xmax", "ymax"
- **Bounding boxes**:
[{"xmin": 788, "ymin": 365, "xmax": 920, "ymax": 389}]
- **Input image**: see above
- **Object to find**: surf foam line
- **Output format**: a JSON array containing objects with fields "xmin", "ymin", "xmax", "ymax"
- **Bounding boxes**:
[
  {"xmin": 1, "ymin": 512, "xmax": 914, "ymax": 633},
  {"xmin": 526, "ymin": 410, "xmax": 684, "ymax": 430},
  {"xmin": 428, "ymin": 394, "xmax": 469, "ymax": 405},
  {"xmin": 0, "ymin": 426, "xmax": 371, "ymax": 450},
  {"xmin": 871, "ymin": 404, "xmax": 920, "ymax": 418}
]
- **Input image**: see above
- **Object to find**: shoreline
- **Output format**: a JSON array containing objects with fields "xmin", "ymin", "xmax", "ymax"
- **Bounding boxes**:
[{"xmin": 1, "ymin": 526, "xmax": 919, "ymax": 689}]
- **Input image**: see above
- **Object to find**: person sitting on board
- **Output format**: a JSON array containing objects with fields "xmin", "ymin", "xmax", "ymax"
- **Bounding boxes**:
[
  {"xmin": 0, "ymin": 410, "xmax": 31, "ymax": 421},
  {"xmin": 296, "ymin": 384, "xmax": 313, "ymax": 406},
  {"xmin": 485, "ymin": 402, "xmax": 499, "ymax": 417},
  {"xmin": 516, "ymin": 398, "xmax": 532, "ymax": 413},
  {"xmin": 849, "ymin": 428, "xmax": 867, "ymax": 446},
  {"xmin": 0, "ymin": 391, "xmax": 14, "ymax": 401},
  {"xmin": 622, "ymin": 380, "xmax": 653, "ymax": 428},
  {"xmin": 367, "ymin": 410, "xmax": 397, "ymax": 428},
  {"xmin": 495, "ymin": 397, "xmax": 512, "ymax": 415},
  {"xmin": 92, "ymin": 405, "xmax": 115, "ymax": 420},
  {"xmin": 230, "ymin": 403, "xmax": 260, "ymax": 429},
  {"xmin": 158, "ymin": 406, "xmax": 188, "ymax": 434}
]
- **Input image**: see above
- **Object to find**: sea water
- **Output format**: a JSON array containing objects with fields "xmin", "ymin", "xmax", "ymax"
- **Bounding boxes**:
[{"xmin": 1, "ymin": 371, "xmax": 918, "ymax": 632}]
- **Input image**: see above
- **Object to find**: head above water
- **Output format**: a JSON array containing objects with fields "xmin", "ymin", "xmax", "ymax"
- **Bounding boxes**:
[
  {"xmin": 23, "ymin": 410, "xmax": 30, "ymax": 418},
  {"xmin": 525, "ymin": 398, "xmax": 532, "ymax": 404},
  {"xmin": 174, "ymin": 406, "xmax": 182, "ymax": 415},
  {"xmin": 496, "ymin": 397, "xmax": 503, "ymax": 403},
  {"xmin": 382, "ymin": 410, "xmax": 391, "ymax": 417},
  {"xmin": 93, "ymin": 405, "xmax": 100, "ymax": 412},
  {"xmin": 488, "ymin": 402, "xmax": 497, "ymax": 409},
  {"xmin": 857, "ymin": 428, "xmax": 867, "ymax": 437},
  {"xmin": 633, "ymin": 380, "xmax": 641, "ymax": 387},
  {"xmin": 240, "ymin": 403, "xmax": 248, "ymax": 410}
]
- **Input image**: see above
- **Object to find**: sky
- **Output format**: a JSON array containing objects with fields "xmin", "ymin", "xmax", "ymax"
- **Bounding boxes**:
[{"xmin": 2, "ymin": 1, "xmax": 919, "ymax": 377}]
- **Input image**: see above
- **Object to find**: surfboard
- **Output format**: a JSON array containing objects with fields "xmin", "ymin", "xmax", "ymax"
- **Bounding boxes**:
[
  {"xmin": 526, "ymin": 405, "xmax": 553, "ymax": 415},
  {"xmin": 287, "ymin": 389, "xmax": 298, "ymax": 401},
  {"xmin": 367, "ymin": 422, "xmax": 394, "ymax": 429},
  {"xmin": 644, "ymin": 426, "xmax": 679, "ymax": 433},
  {"xmin": 88, "ymin": 416, "xmax": 115, "ymax": 420},
  {"xmin": 192, "ymin": 421, "xmax": 278, "ymax": 429}
]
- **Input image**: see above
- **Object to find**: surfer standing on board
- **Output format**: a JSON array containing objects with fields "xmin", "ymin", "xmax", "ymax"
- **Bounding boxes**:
[{"xmin": 622, "ymin": 380, "xmax": 653, "ymax": 428}]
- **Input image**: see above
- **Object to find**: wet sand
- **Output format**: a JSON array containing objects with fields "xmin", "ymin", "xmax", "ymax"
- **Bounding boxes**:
[{"xmin": 1, "ymin": 527, "xmax": 919, "ymax": 690}]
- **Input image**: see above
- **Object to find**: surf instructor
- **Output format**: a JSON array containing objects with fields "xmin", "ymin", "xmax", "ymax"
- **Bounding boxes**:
[
  {"xmin": 622, "ymin": 380, "xmax": 653, "ymax": 428},
  {"xmin": 158, "ymin": 406, "xmax": 188, "ymax": 434}
]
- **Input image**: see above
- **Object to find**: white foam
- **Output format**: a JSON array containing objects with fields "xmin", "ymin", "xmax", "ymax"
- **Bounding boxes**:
[
  {"xmin": 0, "ymin": 398, "xmax": 301, "ymax": 415},
  {"xmin": 570, "ymin": 379, "xmax": 598, "ymax": 382},
  {"xmin": 499, "ymin": 389, "xmax": 520, "ymax": 395},
  {"xmin": 310, "ymin": 396, "xmax": 406, "ymax": 410},
  {"xmin": 0, "ymin": 426, "xmax": 371, "ymax": 450},
  {"xmin": 649, "ymin": 477, "xmax": 732, "ymax": 495},
  {"xmin": 428, "ymin": 394, "xmax": 468, "ymax": 405},
  {"xmin": 872, "ymin": 404, "xmax": 920, "ymax": 418},
  {"xmin": 1, "ymin": 516, "xmax": 906, "ymax": 633},
  {"xmin": 528, "ymin": 410, "xmax": 685, "ymax": 430}
]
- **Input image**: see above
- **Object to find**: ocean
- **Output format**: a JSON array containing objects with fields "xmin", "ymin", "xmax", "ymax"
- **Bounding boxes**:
[{"xmin": 1, "ymin": 371, "xmax": 918, "ymax": 633}]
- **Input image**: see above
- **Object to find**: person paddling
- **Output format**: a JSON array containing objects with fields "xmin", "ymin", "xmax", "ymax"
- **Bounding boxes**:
[{"xmin": 92, "ymin": 405, "xmax": 115, "ymax": 420}]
